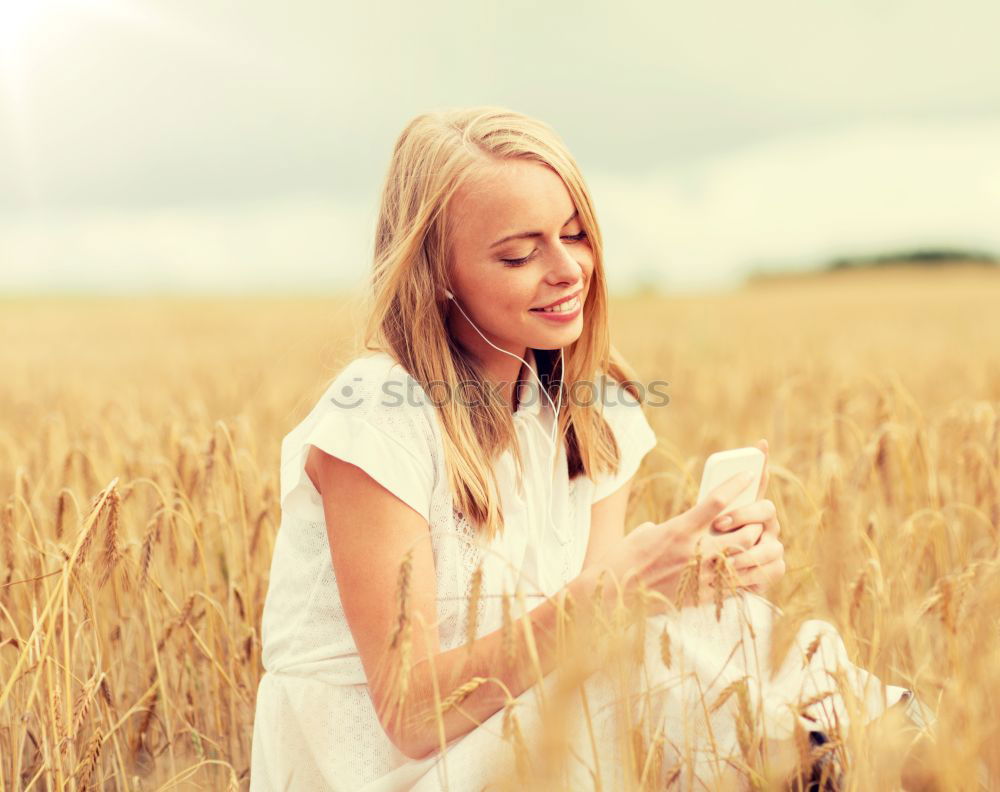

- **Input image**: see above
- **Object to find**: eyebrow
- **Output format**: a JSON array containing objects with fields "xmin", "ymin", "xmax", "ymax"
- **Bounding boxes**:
[{"xmin": 488, "ymin": 209, "xmax": 579, "ymax": 249}]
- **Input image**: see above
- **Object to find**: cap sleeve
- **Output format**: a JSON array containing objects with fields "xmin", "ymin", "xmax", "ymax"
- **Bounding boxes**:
[
  {"xmin": 591, "ymin": 382, "xmax": 658, "ymax": 504},
  {"xmin": 279, "ymin": 356, "xmax": 437, "ymax": 525}
]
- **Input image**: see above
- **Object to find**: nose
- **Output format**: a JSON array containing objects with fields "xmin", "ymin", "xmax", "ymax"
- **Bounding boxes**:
[{"xmin": 545, "ymin": 242, "xmax": 586, "ymax": 286}]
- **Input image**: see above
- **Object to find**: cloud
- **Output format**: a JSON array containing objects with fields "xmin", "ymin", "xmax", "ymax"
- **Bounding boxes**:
[
  {"xmin": 0, "ymin": 193, "xmax": 378, "ymax": 293},
  {"xmin": 591, "ymin": 117, "xmax": 1000, "ymax": 291},
  {"xmin": 3, "ymin": 118, "xmax": 997, "ymax": 294},
  {"xmin": 2, "ymin": 0, "xmax": 1000, "ymax": 210}
]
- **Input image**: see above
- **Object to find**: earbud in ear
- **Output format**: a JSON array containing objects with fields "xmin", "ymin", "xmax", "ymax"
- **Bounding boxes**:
[{"xmin": 444, "ymin": 290, "xmax": 454, "ymax": 300}]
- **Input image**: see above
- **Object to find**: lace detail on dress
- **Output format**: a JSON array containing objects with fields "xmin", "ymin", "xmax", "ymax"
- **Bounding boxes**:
[{"xmin": 432, "ymin": 505, "xmax": 491, "ymax": 651}]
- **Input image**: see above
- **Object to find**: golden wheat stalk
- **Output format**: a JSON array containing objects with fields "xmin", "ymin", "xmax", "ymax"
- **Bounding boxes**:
[
  {"xmin": 422, "ymin": 676, "xmax": 490, "ymax": 726},
  {"xmin": 54, "ymin": 487, "xmax": 70, "ymax": 539},
  {"xmin": 465, "ymin": 563, "xmax": 483, "ymax": 649},
  {"xmin": 802, "ymin": 633, "xmax": 823, "ymax": 668},
  {"xmin": 0, "ymin": 478, "xmax": 118, "ymax": 713},
  {"xmin": 75, "ymin": 726, "xmax": 103, "ymax": 789},
  {"xmin": 674, "ymin": 548, "xmax": 702, "ymax": 609},
  {"xmin": 138, "ymin": 527, "xmax": 155, "ymax": 590},
  {"xmin": 659, "ymin": 624, "xmax": 672, "ymax": 670},
  {"xmin": 384, "ymin": 549, "xmax": 415, "ymax": 735},
  {"xmin": 96, "ymin": 486, "xmax": 123, "ymax": 590}
]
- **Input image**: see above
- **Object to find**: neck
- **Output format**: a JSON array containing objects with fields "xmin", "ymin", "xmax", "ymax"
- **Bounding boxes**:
[
  {"xmin": 446, "ymin": 309, "xmax": 549, "ymax": 413},
  {"xmin": 452, "ymin": 338, "xmax": 530, "ymax": 414},
  {"xmin": 485, "ymin": 348, "xmax": 531, "ymax": 415}
]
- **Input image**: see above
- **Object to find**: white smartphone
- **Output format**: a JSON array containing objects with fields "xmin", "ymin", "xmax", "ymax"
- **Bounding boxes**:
[{"xmin": 697, "ymin": 446, "xmax": 766, "ymax": 521}]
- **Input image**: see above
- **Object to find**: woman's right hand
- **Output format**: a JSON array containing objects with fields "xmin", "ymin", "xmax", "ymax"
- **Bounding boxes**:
[{"xmin": 589, "ymin": 471, "xmax": 764, "ymax": 614}]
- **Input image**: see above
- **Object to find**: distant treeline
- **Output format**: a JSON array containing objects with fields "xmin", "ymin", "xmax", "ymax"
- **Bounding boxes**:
[
  {"xmin": 744, "ymin": 247, "xmax": 999, "ymax": 284},
  {"xmin": 825, "ymin": 247, "xmax": 999, "ymax": 270}
]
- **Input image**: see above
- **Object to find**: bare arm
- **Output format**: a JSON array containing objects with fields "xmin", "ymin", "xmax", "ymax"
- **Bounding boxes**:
[
  {"xmin": 308, "ymin": 448, "xmax": 769, "ymax": 761},
  {"xmin": 582, "ymin": 475, "xmax": 633, "ymax": 572},
  {"xmin": 307, "ymin": 446, "xmax": 612, "ymax": 761}
]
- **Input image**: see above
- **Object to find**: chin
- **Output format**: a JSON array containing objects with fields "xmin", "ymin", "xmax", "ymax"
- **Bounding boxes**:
[{"xmin": 537, "ymin": 329, "xmax": 584, "ymax": 350}]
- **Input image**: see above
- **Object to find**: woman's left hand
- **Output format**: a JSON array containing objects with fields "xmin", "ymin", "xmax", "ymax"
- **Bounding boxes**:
[{"xmin": 709, "ymin": 438, "xmax": 785, "ymax": 594}]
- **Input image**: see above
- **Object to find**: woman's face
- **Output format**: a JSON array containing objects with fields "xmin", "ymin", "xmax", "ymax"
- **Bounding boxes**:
[{"xmin": 445, "ymin": 158, "xmax": 594, "ymax": 365}]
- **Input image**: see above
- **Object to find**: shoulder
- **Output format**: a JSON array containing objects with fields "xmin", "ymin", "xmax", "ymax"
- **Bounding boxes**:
[
  {"xmin": 594, "ymin": 373, "xmax": 651, "ymax": 430},
  {"xmin": 295, "ymin": 351, "xmax": 441, "ymax": 451},
  {"xmin": 279, "ymin": 352, "xmax": 441, "ymax": 523},
  {"xmin": 322, "ymin": 352, "xmax": 437, "ymax": 429},
  {"xmin": 329, "ymin": 351, "xmax": 420, "ymax": 396},
  {"xmin": 588, "ymin": 373, "xmax": 659, "ymax": 503}
]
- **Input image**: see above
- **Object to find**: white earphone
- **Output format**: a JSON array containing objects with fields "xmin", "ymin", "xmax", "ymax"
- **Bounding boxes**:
[{"xmin": 444, "ymin": 288, "xmax": 570, "ymax": 555}]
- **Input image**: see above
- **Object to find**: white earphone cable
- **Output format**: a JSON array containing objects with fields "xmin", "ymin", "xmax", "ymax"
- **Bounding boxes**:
[{"xmin": 445, "ymin": 289, "xmax": 570, "ymax": 557}]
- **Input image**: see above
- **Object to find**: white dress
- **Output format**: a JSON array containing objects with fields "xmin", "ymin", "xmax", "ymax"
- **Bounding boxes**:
[{"xmin": 249, "ymin": 349, "xmax": 923, "ymax": 791}]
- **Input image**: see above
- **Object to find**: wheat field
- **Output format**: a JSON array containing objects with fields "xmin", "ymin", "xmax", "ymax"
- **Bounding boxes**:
[{"xmin": 1, "ymin": 264, "xmax": 998, "ymax": 790}]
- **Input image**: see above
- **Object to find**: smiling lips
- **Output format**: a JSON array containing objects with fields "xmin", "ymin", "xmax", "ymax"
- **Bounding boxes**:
[
  {"xmin": 530, "ymin": 289, "xmax": 583, "ymax": 312},
  {"xmin": 530, "ymin": 295, "xmax": 581, "ymax": 314}
]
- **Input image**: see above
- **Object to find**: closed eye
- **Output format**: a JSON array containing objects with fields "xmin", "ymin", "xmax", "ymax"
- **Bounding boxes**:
[{"xmin": 501, "ymin": 231, "xmax": 588, "ymax": 267}]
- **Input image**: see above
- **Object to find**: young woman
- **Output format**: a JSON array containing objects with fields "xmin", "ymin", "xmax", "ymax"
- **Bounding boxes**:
[{"xmin": 249, "ymin": 107, "xmax": 932, "ymax": 791}]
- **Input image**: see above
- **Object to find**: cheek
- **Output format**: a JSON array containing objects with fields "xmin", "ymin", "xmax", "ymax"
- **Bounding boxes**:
[
  {"xmin": 470, "ymin": 272, "xmax": 535, "ymax": 316},
  {"xmin": 505, "ymin": 278, "xmax": 539, "ymax": 313},
  {"xmin": 579, "ymin": 256, "xmax": 596, "ymax": 290},
  {"xmin": 572, "ymin": 244, "xmax": 595, "ymax": 275}
]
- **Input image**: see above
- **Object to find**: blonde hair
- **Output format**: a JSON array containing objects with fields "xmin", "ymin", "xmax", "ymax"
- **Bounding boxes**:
[{"xmin": 360, "ymin": 105, "xmax": 647, "ymax": 542}]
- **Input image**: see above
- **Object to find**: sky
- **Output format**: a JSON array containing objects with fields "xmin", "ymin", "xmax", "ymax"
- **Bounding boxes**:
[{"xmin": 1, "ymin": 0, "xmax": 999, "ymax": 294}]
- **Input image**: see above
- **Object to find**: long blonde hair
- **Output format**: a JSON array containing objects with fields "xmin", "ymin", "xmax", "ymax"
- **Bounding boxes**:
[{"xmin": 361, "ymin": 105, "xmax": 647, "ymax": 543}]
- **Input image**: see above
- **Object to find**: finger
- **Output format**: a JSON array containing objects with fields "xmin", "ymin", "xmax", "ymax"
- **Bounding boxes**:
[
  {"xmin": 754, "ymin": 438, "xmax": 769, "ymax": 501},
  {"xmin": 703, "ymin": 523, "xmax": 763, "ymax": 556},
  {"xmin": 729, "ymin": 535, "xmax": 783, "ymax": 571},
  {"xmin": 684, "ymin": 470, "xmax": 756, "ymax": 532},
  {"xmin": 740, "ymin": 558, "xmax": 785, "ymax": 590},
  {"xmin": 711, "ymin": 499, "xmax": 776, "ymax": 533},
  {"xmin": 735, "ymin": 554, "xmax": 785, "ymax": 585},
  {"xmin": 762, "ymin": 512, "xmax": 780, "ymax": 538}
]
